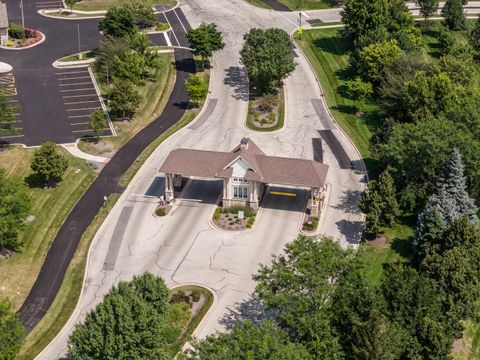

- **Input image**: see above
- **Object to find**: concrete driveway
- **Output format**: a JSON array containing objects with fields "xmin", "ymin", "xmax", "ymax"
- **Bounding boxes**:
[{"xmin": 38, "ymin": 0, "xmax": 365, "ymax": 357}]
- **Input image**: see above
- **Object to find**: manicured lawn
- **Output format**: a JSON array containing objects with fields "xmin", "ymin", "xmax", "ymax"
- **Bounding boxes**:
[
  {"xmin": 78, "ymin": 53, "xmax": 176, "ymax": 156},
  {"xmin": 295, "ymin": 29, "xmax": 380, "ymax": 163},
  {"xmin": 16, "ymin": 194, "xmax": 120, "ymax": 360},
  {"xmin": 278, "ymin": 0, "xmax": 339, "ymax": 10},
  {"xmin": 0, "ymin": 146, "xmax": 95, "ymax": 310},
  {"xmin": 72, "ymin": 0, "xmax": 176, "ymax": 11}
]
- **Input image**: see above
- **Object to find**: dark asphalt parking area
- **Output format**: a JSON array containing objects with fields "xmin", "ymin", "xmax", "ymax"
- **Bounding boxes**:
[{"xmin": 0, "ymin": 2, "xmax": 189, "ymax": 146}]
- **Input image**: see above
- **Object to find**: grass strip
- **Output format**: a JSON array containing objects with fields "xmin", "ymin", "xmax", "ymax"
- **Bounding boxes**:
[{"xmin": 16, "ymin": 194, "xmax": 121, "ymax": 360}]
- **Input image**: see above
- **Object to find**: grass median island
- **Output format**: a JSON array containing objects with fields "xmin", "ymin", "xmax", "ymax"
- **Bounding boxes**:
[
  {"xmin": 71, "ymin": 0, "xmax": 176, "ymax": 11},
  {"xmin": 0, "ymin": 146, "xmax": 95, "ymax": 311},
  {"xmin": 16, "ymin": 193, "xmax": 120, "ymax": 360},
  {"xmin": 78, "ymin": 52, "xmax": 176, "ymax": 156}
]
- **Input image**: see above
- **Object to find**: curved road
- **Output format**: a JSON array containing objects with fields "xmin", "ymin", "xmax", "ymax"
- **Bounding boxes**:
[
  {"xmin": 38, "ymin": 0, "xmax": 366, "ymax": 358},
  {"xmin": 3, "ymin": 1, "xmax": 196, "ymax": 332}
]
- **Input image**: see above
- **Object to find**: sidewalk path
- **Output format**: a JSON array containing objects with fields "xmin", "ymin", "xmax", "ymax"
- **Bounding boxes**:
[{"xmin": 61, "ymin": 143, "xmax": 111, "ymax": 164}]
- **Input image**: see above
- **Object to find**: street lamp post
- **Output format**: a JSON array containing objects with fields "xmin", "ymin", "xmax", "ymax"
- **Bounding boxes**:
[
  {"xmin": 20, "ymin": 0, "xmax": 25, "ymax": 29},
  {"xmin": 77, "ymin": 24, "xmax": 82, "ymax": 60}
]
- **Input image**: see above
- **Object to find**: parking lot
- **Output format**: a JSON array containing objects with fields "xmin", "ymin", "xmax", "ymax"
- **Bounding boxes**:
[
  {"xmin": 56, "ymin": 68, "xmax": 112, "ymax": 138},
  {"xmin": 34, "ymin": 0, "xmax": 63, "ymax": 10},
  {"xmin": 0, "ymin": 72, "xmax": 23, "ymax": 142},
  {"xmin": 150, "ymin": 8, "xmax": 191, "ymax": 48},
  {"xmin": 0, "ymin": 66, "xmax": 113, "ymax": 146}
]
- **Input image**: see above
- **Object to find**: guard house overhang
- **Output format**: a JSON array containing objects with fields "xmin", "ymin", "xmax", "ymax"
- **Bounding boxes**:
[{"xmin": 158, "ymin": 138, "xmax": 329, "ymax": 215}]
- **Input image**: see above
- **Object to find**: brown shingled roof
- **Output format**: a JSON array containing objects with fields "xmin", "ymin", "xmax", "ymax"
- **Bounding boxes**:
[{"xmin": 159, "ymin": 138, "xmax": 329, "ymax": 189}]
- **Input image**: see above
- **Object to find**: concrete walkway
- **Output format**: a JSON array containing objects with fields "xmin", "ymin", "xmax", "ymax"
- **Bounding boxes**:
[{"xmin": 61, "ymin": 143, "xmax": 110, "ymax": 163}]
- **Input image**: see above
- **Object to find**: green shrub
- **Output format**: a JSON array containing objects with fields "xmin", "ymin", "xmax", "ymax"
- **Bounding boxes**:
[
  {"xmin": 246, "ymin": 217, "xmax": 255, "ymax": 229},
  {"xmin": 213, "ymin": 208, "xmax": 222, "ymax": 220},
  {"xmin": 9, "ymin": 23, "xmax": 25, "ymax": 39},
  {"xmin": 191, "ymin": 289, "xmax": 201, "ymax": 302},
  {"xmin": 302, "ymin": 216, "xmax": 319, "ymax": 232},
  {"xmin": 155, "ymin": 207, "xmax": 166, "ymax": 216},
  {"xmin": 170, "ymin": 291, "xmax": 189, "ymax": 304},
  {"xmin": 156, "ymin": 22, "xmax": 170, "ymax": 31},
  {"xmin": 223, "ymin": 206, "xmax": 256, "ymax": 218},
  {"xmin": 267, "ymin": 112, "xmax": 276, "ymax": 124}
]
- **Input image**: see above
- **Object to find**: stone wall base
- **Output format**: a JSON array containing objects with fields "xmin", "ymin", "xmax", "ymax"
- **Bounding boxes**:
[{"xmin": 223, "ymin": 198, "xmax": 259, "ymax": 211}]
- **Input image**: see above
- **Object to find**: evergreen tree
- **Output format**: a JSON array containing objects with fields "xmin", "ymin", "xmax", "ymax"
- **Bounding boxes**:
[
  {"xmin": 413, "ymin": 149, "xmax": 477, "ymax": 260},
  {"xmin": 442, "ymin": 0, "xmax": 467, "ymax": 30},
  {"xmin": 376, "ymin": 169, "xmax": 400, "ymax": 226},
  {"xmin": 469, "ymin": 16, "xmax": 480, "ymax": 53},
  {"xmin": 437, "ymin": 148, "xmax": 477, "ymax": 222}
]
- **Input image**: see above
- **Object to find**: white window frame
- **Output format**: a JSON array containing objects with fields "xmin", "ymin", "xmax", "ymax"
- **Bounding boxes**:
[{"xmin": 233, "ymin": 185, "xmax": 249, "ymax": 199}]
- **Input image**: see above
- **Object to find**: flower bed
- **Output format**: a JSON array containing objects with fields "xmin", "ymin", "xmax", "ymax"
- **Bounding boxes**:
[
  {"xmin": 6, "ymin": 28, "xmax": 44, "ymax": 48},
  {"xmin": 213, "ymin": 206, "xmax": 256, "ymax": 231}
]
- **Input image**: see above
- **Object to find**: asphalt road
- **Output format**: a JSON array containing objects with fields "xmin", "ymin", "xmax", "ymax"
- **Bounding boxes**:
[
  {"xmin": 14, "ymin": 4, "xmax": 195, "ymax": 332},
  {"xmin": 0, "ymin": 2, "xmax": 190, "ymax": 145}
]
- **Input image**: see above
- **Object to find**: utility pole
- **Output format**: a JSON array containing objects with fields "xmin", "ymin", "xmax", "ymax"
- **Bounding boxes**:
[
  {"xmin": 77, "ymin": 24, "xmax": 82, "ymax": 60},
  {"xmin": 20, "ymin": 0, "xmax": 25, "ymax": 29}
]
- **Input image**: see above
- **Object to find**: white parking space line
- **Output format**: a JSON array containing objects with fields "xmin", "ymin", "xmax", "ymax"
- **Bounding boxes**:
[
  {"xmin": 58, "ymin": 76, "xmax": 92, "ymax": 81},
  {"xmin": 69, "ymin": 122, "xmax": 89, "ymax": 126},
  {"xmin": 0, "ymin": 134, "xmax": 24, "ymax": 139},
  {"xmin": 58, "ymin": 82, "xmax": 94, "ymax": 87},
  {"xmin": 68, "ymin": 114, "xmax": 92, "ymax": 119},
  {"xmin": 62, "ymin": 93, "xmax": 98, "ymax": 99},
  {"xmin": 164, "ymin": 16, "xmax": 180, "ymax": 46},
  {"xmin": 55, "ymin": 71, "xmax": 89, "ymax": 75},
  {"xmin": 65, "ymin": 100, "xmax": 100, "ymax": 105},
  {"xmin": 66, "ymin": 107, "xmax": 101, "ymax": 112},
  {"xmin": 174, "ymin": 9, "xmax": 188, "ymax": 34},
  {"xmin": 60, "ymin": 88, "xmax": 95, "ymax": 92},
  {"xmin": 164, "ymin": 32, "xmax": 172, "ymax": 47}
]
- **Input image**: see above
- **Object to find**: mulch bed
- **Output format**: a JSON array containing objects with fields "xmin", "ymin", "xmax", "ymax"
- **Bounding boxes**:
[
  {"xmin": 7, "ymin": 29, "xmax": 43, "ymax": 48},
  {"xmin": 366, "ymin": 234, "xmax": 388, "ymax": 247},
  {"xmin": 213, "ymin": 212, "xmax": 251, "ymax": 231}
]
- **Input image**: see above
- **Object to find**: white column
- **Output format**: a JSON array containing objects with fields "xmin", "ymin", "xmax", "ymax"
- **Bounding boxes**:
[{"xmin": 165, "ymin": 173, "xmax": 174, "ymax": 201}]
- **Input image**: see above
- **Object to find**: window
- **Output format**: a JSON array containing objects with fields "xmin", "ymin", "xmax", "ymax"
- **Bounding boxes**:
[
  {"xmin": 233, "ymin": 177, "xmax": 248, "ymax": 183},
  {"xmin": 233, "ymin": 185, "xmax": 248, "ymax": 199}
]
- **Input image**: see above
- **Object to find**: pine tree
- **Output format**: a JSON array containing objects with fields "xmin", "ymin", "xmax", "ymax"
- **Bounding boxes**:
[
  {"xmin": 413, "ymin": 149, "xmax": 477, "ymax": 260},
  {"xmin": 437, "ymin": 149, "xmax": 477, "ymax": 222},
  {"xmin": 376, "ymin": 169, "xmax": 399, "ymax": 226},
  {"xmin": 442, "ymin": 0, "xmax": 466, "ymax": 31}
]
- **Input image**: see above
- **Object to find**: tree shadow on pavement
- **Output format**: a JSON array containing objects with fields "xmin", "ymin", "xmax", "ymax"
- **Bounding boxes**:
[
  {"xmin": 224, "ymin": 66, "xmax": 249, "ymax": 101},
  {"xmin": 335, "ymin": 219, "xmax": 363, "ymax": 245},
  {"xmin": 218, "ymin": 296, "xmax": 272, "ymax": 331},
  {"xmin": 333, "ymin": 189, "xmax": 362, "ymax": 214}
]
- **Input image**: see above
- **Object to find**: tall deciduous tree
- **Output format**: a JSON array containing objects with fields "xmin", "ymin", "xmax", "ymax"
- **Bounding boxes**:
[
  {"xmin": 415, "ymin": 0, "xmax": 439, "ymax": 21},
  {"xmin": 187, "ymin": 321, "xmax": 312, "ymax": 360},
  {"xmin": 240, "ymin": 28, "xmax": 296, "ymax": 94},
  {"xmin": 341, "ymin": 0, "xmax": 387, "ymax": 45},
  {"xmin": 442, "ymin": 0, "xmax": 467, "ymax": 30},
  {"xmin": 108, "ymin": 80, "xmax": 142, "ymax": 119},
  {"xmin": 356, "ymin": 40, "xmax": 402, "ymax": 83},
  {"xmin": 185, "ymin": 74, "xmax": 208, "ymax": 107},
  {"xmin": 0, "ymin": 170, "xmax": 31, "ymax": 251},
  {"xmin": 30, "ymin": 142, "xmax": 68, "ymax": 186},
  {"xmin": 0, "ymin": 298, "xmax": 25, "ymax": 360},
  {"xmin": 88, "ymin": 109, "xmax": 107, "ymax": 139},
  {"xmin": 69, "ymin": 273, "xmax": 171, "ymax": 360},
  {"xmin": 99, "ymin": 6, "xmax": 136, "ymax": 38},
  {"xmin": 112, "ymin": 51, "xmax": 146, "ymax": 86},
  {"xmin": 253, "ymin": 236, "xmax": 350, "ymax": 358},
  {"xmin": 186, "ymin": 23, "xmax": 225, "ymax": 70}
]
